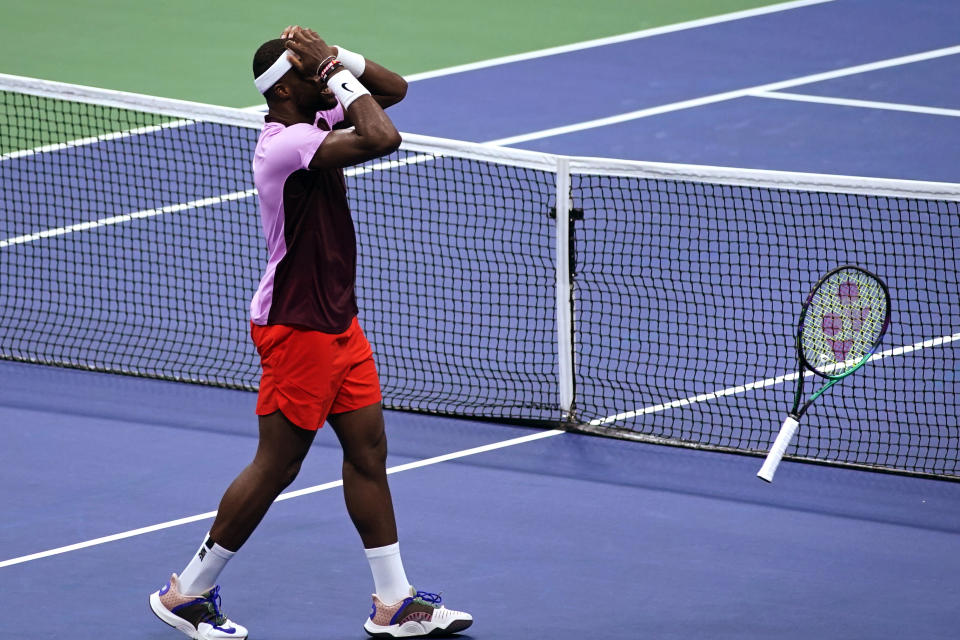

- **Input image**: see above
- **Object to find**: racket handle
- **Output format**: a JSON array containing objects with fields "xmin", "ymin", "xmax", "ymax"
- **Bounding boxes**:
[{"xmin": 757, "ymin": 416, "xmax": 800, "ymax": 483}]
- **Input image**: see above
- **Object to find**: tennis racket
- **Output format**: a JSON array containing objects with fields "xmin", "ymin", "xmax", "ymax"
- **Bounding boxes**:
[{"xmin": 757, "ymin": 265, "xmax": 891, "ymax": 482}]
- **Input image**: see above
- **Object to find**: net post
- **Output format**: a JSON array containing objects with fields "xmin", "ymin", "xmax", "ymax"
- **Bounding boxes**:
[{"xmin": 554, "ymin": 157, "xmax": 575, "ymax": 419}]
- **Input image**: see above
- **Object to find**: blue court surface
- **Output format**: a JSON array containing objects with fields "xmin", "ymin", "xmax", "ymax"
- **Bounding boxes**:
[{"xmin": 2, "ymin": 1, "xmax": 960, "ymax": 638}]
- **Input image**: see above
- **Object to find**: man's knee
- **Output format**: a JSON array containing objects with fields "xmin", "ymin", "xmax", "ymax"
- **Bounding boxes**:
[
  {"xmin": 345, "ymin": 431, "xmax": 388, "ymax": 476},
  {"xmin": 280, "ymin": 458, "xmax": 304, "ymax": 489},
  {"xmin": 251, "ymin": 452, "xmax": 305, "ymax": 491}
]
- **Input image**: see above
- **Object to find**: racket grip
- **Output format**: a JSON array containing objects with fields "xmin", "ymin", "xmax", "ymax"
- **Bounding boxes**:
[{"xmin": 757, "ymin": 416, "xmax": 800, "ymax": 483}]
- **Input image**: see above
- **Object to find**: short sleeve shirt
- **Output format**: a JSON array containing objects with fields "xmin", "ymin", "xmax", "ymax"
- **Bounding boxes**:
[{"xmin": 250, "ymin": 102, "xmax": 359, "ymax": 334}]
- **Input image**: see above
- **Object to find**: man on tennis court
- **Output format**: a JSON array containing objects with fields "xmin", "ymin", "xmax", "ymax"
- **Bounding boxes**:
[{"xmin": 149, "ymin": 26, "xmax": 472, "ymax": 640}]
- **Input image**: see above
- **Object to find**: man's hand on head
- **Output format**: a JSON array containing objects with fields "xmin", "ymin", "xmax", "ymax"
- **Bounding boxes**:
[{"xmin": 280, "ymin": 26, "xmax": 336, "ymax": 79}]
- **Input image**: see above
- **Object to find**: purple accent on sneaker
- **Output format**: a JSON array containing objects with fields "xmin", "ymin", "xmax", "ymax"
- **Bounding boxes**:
[
  {"xmin": 215, "ymin": 625, "xmax": 237, "ymax": 634},
  {"xmin": 159, "ymin": 582, "xmax": 171, "ymax": 596},
  {"xmin": 172, "ymin": 598, "xmax": 208, "ymax": 615},
  {"xmin": 388, "ymin": 596, "xmax": 415, "ymax": 625},
  {"xmin": 414, "ymin": 591, "xmax": 442, "ymax": 605},
  {"xmin": 370, "ymin": 602, "xmax": 377, "ymax": 620},
  {"xmin": 388, "ymin": 591, "xmax": 443, "ymax": 626}
]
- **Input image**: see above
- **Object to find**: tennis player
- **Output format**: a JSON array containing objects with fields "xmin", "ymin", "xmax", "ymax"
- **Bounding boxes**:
[{"xmin": 149, "ymin": 26, "xmax": 472, "ymax": 640}]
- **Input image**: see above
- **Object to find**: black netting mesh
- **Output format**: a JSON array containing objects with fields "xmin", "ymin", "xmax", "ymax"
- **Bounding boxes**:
[{"xmin": 2, "ymin": 85, "xmax": 957, "ymax": 477}]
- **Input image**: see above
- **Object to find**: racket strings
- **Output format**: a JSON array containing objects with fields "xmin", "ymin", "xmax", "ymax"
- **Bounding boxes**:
[{"xmin": 801, "ymin": 268, "xmax": 889, "ymax": 375}]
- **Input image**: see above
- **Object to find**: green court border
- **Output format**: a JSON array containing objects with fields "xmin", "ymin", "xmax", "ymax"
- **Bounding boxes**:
[{"xmin": 2, "ymin": 1, "xmax": 778, "ymax": 107}]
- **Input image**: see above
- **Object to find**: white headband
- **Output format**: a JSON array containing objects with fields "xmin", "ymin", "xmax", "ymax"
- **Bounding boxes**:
[{"xmin": 254, "ymin": 51, "xmax": 293, "ymax": 94}]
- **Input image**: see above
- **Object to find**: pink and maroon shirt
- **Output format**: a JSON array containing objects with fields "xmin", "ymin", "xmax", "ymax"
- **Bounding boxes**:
[{"xmin": 250, "ymin": 102, "xmax": 360, "ymax": 334}]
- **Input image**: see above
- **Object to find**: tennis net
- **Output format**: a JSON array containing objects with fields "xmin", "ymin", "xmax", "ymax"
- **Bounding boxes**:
[{"xmin": 2, "ymin": 74, "xmax": 958, "ymax": 478}]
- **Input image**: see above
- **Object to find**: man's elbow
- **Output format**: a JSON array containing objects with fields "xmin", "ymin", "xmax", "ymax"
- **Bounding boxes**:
[
  {"xmin": 380, "ymin": 80, "xmax": 408, "ymax": 108},
  {"xmin": 380, "ymin": 130, "xmax": 402, "ymax": 154},
  {"xmin": 394, "ymin": 78, "xmax": 408, "ymax": 102},
  {"xmin": 363, "ymin": 129, "xmax": 401, "ymax": 157}
]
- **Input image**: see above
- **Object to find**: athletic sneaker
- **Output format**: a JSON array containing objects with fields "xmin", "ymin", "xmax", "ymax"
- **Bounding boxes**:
[
  {"xmin": 363, "ymin": 587, "xmax": 473, "ymax": 637},
  {"xmin": 149, "ymin": 573, "xmax": 248, "ymax": 639}
]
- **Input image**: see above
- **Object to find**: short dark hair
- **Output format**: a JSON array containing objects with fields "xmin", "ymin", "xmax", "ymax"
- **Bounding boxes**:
[
  {"xmin": 253, "ymin": 39, "xmax": 288, "ymax": 98},
  {"xmin": 253, "ymin": 38, "xmax": 287, "ymax": 77}
]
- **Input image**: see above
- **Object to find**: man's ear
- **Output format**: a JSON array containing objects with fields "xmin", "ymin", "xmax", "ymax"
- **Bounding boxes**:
[{"xmin": 270, "ymin": 82, "xmax": 290, "ymax": 100}]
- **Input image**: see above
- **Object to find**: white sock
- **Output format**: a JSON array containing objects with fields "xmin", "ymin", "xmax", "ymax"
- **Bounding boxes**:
[
  {"xmin": 365, "ymin": 542, "xmax": 411, "ymax": 604},
  {"xmin": 178, "ymin": 533, "xmax": 235, "ymax": 596}
]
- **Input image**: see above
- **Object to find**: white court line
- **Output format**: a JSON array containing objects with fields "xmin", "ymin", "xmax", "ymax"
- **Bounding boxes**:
[
  {"xmin": 241, "ymin": 0, "xmax": 835, "ymax": 110},
  {"xmin": 0, "ymin": 190, "xmax": 257, "ymax": 248},
  {"xmin": 402, "ymin": 0, "xmax": 835, "ymax": 82},
  {"xmin": 2, "ymin": 1, "xmax": 835, "ymax": 157},
  {"xmin": 750, "ymin": 90, "xmax": 960, "ymax": 118},
  {"xmin": 0, "ymin": 153, "xmax": 447, "ymax": 247},
  {"xmin": 8, "ymin": 44, "xmax": 959, "ymax": 248},
  {"xmin": 489, "ymin": 44, "xmax": 960, "ymax": 146},
  {"xmin": 589, "ymin": 332, "xmax": 960, "ymax": 426},
  {"xmin": 0, "ymin": 120, "xmax": 194, "ymax": 162},
  {"xmin": 0, "ymin": 428, "xmax": 564, "ymax": 569},
  {"xmin": 237, "ymin": 0, "xmax": 836, "ymax": 109},
  {"xmin": 0, "ymin": 0, "xmax": 943, "ymax": 563}
]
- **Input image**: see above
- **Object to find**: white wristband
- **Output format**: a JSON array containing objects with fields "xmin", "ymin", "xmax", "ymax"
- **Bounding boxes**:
[
  {"xmin": 328, "ymin": 69, "xmax": 371, "ymax": 110},
  {"xmin": 334, "ymin": 45, "xmax": 366, "ymax": 77}
]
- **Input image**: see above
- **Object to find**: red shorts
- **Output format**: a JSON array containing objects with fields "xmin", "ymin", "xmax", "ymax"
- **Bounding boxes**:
[{"xmin": 250, "ymin": 317, "xmax": 382, "ymax": 430}]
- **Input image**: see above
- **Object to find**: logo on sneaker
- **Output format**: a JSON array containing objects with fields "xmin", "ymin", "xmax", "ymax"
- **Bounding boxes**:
[
  {"xmin": 159, "ymin": 582, "xmax": 171, "ymax": 596},
  {"xmin": 214, "ymin": 624, "xmax": 237, "ymax": 634},
  {"xmin": 198, "ymin": 547, "xmax": 207, "ymax": 561},
  {"xmin": 370, "ymin": 602, "xmax": 377, "ymax": 620},
  {"xmin": 341, "ymin": 82, "xmax": 353, "ymax": 93}
]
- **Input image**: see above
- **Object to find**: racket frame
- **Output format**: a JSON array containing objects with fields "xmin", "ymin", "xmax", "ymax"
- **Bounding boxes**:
[{"xmin": 758, "ymin": 265, "xmax": 891, "ymax": 482}]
